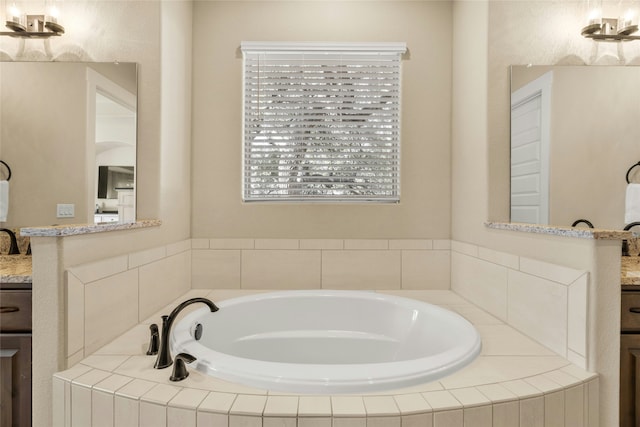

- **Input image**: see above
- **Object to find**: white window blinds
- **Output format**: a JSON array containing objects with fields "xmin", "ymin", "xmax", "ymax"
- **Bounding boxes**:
[{"xmin": 241, "ymin": 42, "xmax": 406, "ymax": 202}]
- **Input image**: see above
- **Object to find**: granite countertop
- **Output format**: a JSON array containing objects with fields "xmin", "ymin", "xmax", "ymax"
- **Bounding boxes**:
[
  {"xmin": 0, "ymin": 255, "xmax": 32, "ymax": 284},
  {"xmin": 622, "ymin": 256, "xmax": 640, "ymax": 286}
]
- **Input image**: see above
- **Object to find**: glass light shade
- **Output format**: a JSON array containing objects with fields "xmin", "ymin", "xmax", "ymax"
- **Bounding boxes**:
[
  {"xmin": 5, "ymin": 2, "xmax": 26, "ymax": 31},
  {"xmin": 583, "ymin": 0, "xmax": 603, "ymax": 34},
  {"xmin": 617, "ymin": 1, "xmax": 639, "ymax": 35}
]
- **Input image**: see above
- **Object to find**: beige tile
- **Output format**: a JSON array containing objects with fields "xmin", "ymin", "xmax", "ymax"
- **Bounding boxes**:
[
  {"xmin": 263, "ymin": 418, "xmax": 296, "ymax": 427},
  {"xmin": 139, "ymin": 251, "xmax": 191, "ymax": 321},
  {"xmin": 229, "ymin": 394, "xmax": 267, "ymax": 416},
  {"xmin": 401, "ymin": 250, "xmax": 450, "ymax": 290},
  {"xmin": 463, "ymin": 406, "xmax": 492, "ymax": 427},
  {"xmin": 166, "ymin": 239, "xmax": 191, "ymax": 256},
  {"xmin": 421, "ymin": 391, "xmax": 461, "ymax": 411},
  {"xmin": 298, "ymin": 396, "xmax": 331, "ymax": 417},
  {"xmin": 71, "ymin": 384, "xmax": 92, "ymax": 427},
  {"xmin": 564, "ymin": 384, "xmax": 584, "ymax": 426},
  {"xmin": 68, "ymin": 255, "xmax": 128, "ymax": 284},
  {"xmin": 507, "ymin": 270, "xmax": 568, "ymax": 356},
  {"xmin": 93, "ymin": 374, "xmax": 134, "ymax": 393},
  {"xmin": 566, "ymin": 349, "xmax": 587, "ymax": 368},
  {"xmin": 114, "ymin": 396, "xmax": 141, "ymax": 427},
  {"xmin": 475, "ymin": 383, "xmax": 516, "ymax": 404},
  {"xmin": 567, "ymin": 274, "xmax": 588, "ymax": 360},
  {"xmin": 169, "ymin": 388, "xmax": 209, "ymax": 410},
  {"xmin": 389, "ymin": 239, "xmax": 432, "ymax": 250},
  {"xmin": 363, "ymin": 396, "xmax": 400, "ymax": 416},
  {"xmin": 299, "ymin": 239, "xmax": 343, "ymax": 250},
  {"xmin": 192, "ymin": 250, "xmax": 241, "ymax": 288},
  {"xmin": 92, "ymin": 390, "xmax": 115, "ymax": 427},
  {"xmin": 586, "ymin": 379, "xmax": 599, "ymax": 427},
  {"xmin": 53, "ymin": 363, "xmax": 93, "ymax": 382},
  {"xmin": 263, "ymin": 395, "xmax": 298, "ymax": 417},
  {"xmin": 254, "ymin": 239, "xmax": 299, "ymax": 249},
  {"xmin": 129, "ymin": 246, "xmax": 167, "ymax": 269},
  {"xmin": 167, "ymin": 407, "xmax": 197, "ymax": 427},
  {"xmin": 451, "ymin": 240, "xmax": 478, "ymax": 257},
  {"xmin": 298, "ymin": 418, "xmax": 332, "ymax": 427},
  {"xmin": 449, "ymin": 387, "xmax": 491, "ymax": 408},
  {"xmin": 401, "ymin": 413, "xmax": 433, "ymax": 427},
  {"xmin": 52, "ymin": 377, "xmax": 67, "ymax": 427},
  {"xmin": 519, "ymin": 257, "xmax": 585, "ymax": 285},
  {"xmin": 519, "ymin": 397, "xmax": 544, "ymax": 427},
  {"xmin": 139, "ymin": 401, "xmax": 166, "ymax": 427},
  {"xmin": 84, "ymin": 269, "xmax": 139, "ymax": 355},
  {"xmin": 66, "ymin": 350, "xmax": 85, "ymax": 369},
  {"xmin": 115, "ymin": 378, "xmax": 157, "ymax": 399},
  {"xmin": 451, "ymin": 252, "xmax": 508, "ymax": 321},
  {"xmin": 81, "ymin": 355, "xmax": 130, "ymax": 371},
  {"xmin": 332, "ymin": 418, "xmax": 366, "ymax": 427},
  {"xmin": 542, "ymin": 369, "xmax": 583, "ymax": 388},
  {"xmin": 474, "ymin": 324, "xmax": 556, "ymax": 356},
  {"xmin": 492, "ymin": 401, "xmax": 519, "ymax": 427},
  {"xmin": 393, "ymin": 393, "xmax": 431, "ymax": 415},
  {"xmin": 331, "ymin": 396, "xmax": 366, "ymax": 417},
  {"xmin": 66, "ymin": 272, "xmax": 85, "ymax": 357},
  {"xmin": 447, "ymin": 305, "xmax": 502, "ymax": 325},
  {"xmin": 228, "ymin": 414, "xmax": 262, "ymax": 426},
  {"xmin": 433, "ymin": 240, "xmax": 451, "ymax": 250},
  {"xmin": 191, "ymin": 238, "xmax": 210, "ymax": 249},
  {"xmin": 544, "ymin": 391, "xmax": 564, "ymax": 427},
  {"xmin": 197, "ymin": 411, "xmax": 229, "ymax": 427},
  {"xmin": 366, "ymin": 416, "xmax": 400, "ymax": 427},
  {"xmin": 478, "ymin": 246, "xmax": 519, "ymax": 269},
  {"xmin": 197, "ymin": 391, "xmax": 236, "ymax": 414},
  {"xmin": 141, "ymin": 383, "xmax": 181, "ymax": 405},
  {"xmin": 210, "ymin": 238, "xmax": 255, "ymax": 249},
  {"xmin": 523, "ymin": 375, "xmax": 562, "ymax": 394},
  {"xmin": 344, "ymin": 239, "xmax": 388, "ymax": 250},
  {"xmin": 72, "ymin": 369, "xmax": 112, "ymax": 388},
  {"xmin": 433, "ymin": 409, "xmax": 463, "ymax": 427},
  {"xmin": 501, "ymin": 379, "xmax": 544, "ymax": 399},
  {"xmin": 242, "ymin": 250, "xmax": 321, "ymax": 289},
  {"xmin": 322, "ymin": 250, "xmax": 401, "ymax": 289},
  {"xmin": 93, "ymin": 324, "xmax": 149, "ymax": 356}
]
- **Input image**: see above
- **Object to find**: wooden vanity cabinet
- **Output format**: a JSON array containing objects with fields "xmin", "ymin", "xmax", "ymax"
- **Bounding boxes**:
[{"xmin": 0, "ymin": 283, "xmax": 32, "ymax": 427}]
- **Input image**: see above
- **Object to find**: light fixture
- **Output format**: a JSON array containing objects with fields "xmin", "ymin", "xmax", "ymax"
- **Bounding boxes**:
[
  {"xmin": 581, "ymin": 0, "xmax": 640, "ymax": 41},
  {"xmin": 1, "ymin": 1, "xmax": 64, "ymax": 38}
]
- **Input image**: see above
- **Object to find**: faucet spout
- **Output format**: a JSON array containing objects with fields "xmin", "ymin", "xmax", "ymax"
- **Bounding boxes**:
[
  {"xmin": 0, "ymin": 228, "xmax": 20, "ymax": 255},
  {"xmin": 154, "ymin": 297, "xmax": 218, "ymax": 369}
]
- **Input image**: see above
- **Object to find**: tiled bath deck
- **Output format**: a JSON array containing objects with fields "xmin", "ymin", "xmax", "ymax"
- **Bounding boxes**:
[{"xmin": 53, "ymin": 289, "xmax": 598, "ymax": 427}]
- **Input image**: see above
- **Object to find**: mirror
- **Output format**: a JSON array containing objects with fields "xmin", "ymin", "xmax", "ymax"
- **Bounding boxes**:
[
  {"xmin": 0, "ymin": 62, "xmax": 137, "ymax": 227},
  {"xmin": 510, "ymin": 65, "xmax": 640, "ymax": 229}
]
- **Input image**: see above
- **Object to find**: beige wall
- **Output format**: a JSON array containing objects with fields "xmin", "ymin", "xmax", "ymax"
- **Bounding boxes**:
[
  {"xmin": 191, "ymin": 0, "xmax": 453, "ymax": 239},
  {"xmin": 452, "ymin": 1, "xmax": 635, "ymax": 425}
]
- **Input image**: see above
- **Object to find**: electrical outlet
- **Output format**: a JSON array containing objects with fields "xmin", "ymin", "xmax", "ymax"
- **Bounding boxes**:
[{"xmin": 56, "ymin": 203, "xmax": 75, "ymax": 218}]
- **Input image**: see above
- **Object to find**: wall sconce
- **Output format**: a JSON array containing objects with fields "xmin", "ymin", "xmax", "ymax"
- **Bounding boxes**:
[
  {"xmin": 1, "ymin": 1, "xmax": 64, "ymax": 38},
  {"xmin": 582, "ymin": 0, "xmax": 640, "ymax": 41}
]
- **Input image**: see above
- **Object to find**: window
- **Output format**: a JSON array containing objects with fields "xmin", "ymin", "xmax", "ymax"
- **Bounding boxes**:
[{"xmin": 241, "ymin": 42, "xmax": 406, "ymax": 202}]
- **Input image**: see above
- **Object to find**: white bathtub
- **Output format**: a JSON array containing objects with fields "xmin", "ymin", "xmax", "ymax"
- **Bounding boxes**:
[{"xmin": 171, "ymin": 290, "xmax": 482, "ymax": 394}]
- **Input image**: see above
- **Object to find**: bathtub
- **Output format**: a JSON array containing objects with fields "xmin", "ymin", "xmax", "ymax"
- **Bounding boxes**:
[{"xmin": 171, "ymin": 290, "xmax": 482, "ymax": 394}]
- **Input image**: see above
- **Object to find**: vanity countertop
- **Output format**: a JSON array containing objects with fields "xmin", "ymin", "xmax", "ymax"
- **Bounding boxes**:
[
  {"xmin": 622, "ymin": 256, "xmax": 640, "ymax": 286},
  {"xmin": 0, "ymin": 255, "xmax": 32, "ymax": 284}
]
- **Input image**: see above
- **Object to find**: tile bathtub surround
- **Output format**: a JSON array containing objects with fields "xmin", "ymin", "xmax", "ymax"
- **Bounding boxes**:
[
  {"xmin": 53, "ymin": 289, "xmax": 599, "ymax": 427},
  {"xmin": 65, "ymin": 239, "xmax": 192, "ymax": 365},
  {"xmin": 190, "ymin": 238, "xmax": 452, "ymax": 290},
  {"xmin": 451, "ymin": 241, "xmax": 589, "ymax": 369}
]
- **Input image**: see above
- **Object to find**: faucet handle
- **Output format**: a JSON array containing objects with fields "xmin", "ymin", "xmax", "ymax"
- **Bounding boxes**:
[
  {"xmin": 170, "ymin": 353, "xmax": 196, "ymax": 382},
  {"xmin": 146, "ymin": 324, "xmax": 159, "ymax": 355}
]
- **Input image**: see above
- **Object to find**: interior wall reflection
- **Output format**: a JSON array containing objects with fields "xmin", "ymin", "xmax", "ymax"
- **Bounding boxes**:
[
  {"xmin": 0, "ymin": 62, "xmax": 137, "ymax": 228},
  {"xmin": 510, "ymin": 65, "xmax": 640, "ymax": 229}
]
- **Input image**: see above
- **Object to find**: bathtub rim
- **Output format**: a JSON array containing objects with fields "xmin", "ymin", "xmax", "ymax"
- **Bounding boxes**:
[{"xmin": 171, "ymin": 289, "xmax": 482, "ymax": 394}]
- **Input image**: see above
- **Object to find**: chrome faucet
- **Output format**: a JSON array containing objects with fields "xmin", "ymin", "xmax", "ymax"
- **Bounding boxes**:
[
  {"xmin": 154, "ymin": 297, "xmax": 219, "ymax": 369},
  {"xmin": 622, "ymin": 222, "xmax": 640, "ymax": 256},
  {"xmin": 0, "ymin": 228, "xmax": 20, "ymax": 255}
]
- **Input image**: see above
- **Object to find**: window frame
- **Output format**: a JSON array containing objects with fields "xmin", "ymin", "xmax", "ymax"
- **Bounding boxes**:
[{"xmin": 241, "ymin": 41, "xmax": 406, "ymax": 203}]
